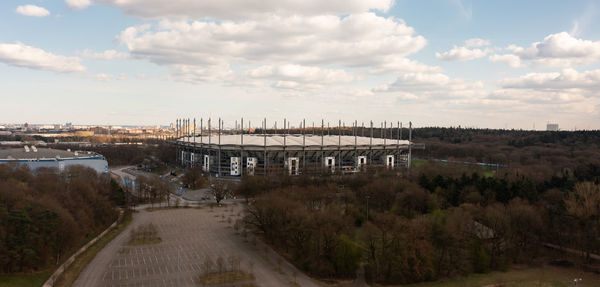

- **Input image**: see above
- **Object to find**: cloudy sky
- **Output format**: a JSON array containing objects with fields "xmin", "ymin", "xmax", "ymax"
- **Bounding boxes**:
[{"xmin": 1, "ymin": 0, "xmax": 599, "ymax": 129}]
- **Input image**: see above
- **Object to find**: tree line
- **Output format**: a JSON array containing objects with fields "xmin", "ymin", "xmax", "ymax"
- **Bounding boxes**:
[
  {"xmin": 0, "ymin": 164, "xmax": 124, "ymax": 273},
  {"xmin": 240, "ymin": 163, "xmax": 600, "ymax": 284},
  {"xmin": 411, "ymin": 128, "xmax": 600, "ymax": 183}
]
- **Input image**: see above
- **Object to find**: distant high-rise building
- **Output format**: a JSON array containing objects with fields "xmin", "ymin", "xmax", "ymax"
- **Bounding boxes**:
[{"xmin": 547, "ymin": 123, "xmax": 559, "ymax": 131}]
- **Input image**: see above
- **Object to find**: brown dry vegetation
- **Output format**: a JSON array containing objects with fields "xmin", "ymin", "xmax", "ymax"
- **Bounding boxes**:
[
  {"xmin": 239, "ymin": 128, "xmax": 600, "ymax": 285},
  {"xmin": 0, "ymin": 165, "xmax": 124, "ymax": 274}
]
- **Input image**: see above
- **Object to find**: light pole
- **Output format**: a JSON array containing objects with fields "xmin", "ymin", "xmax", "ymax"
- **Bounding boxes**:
[{"xmin": 573, "ymin": 278, "xmax": 582, "ymax": 286}]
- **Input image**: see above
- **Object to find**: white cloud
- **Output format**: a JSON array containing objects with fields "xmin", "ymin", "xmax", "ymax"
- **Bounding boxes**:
[
  {"xmin": 368, "ymin": 58, "xmax": 442, "ymax": 74},
  {"xmin": 436, "ymin": 38, "xmax": 491, "ymax": 61},
  {"xmin": 487, "ymin": 69, "xmax": 600, "ymax": 115},
  {"xmin": 569, "ymin": 2, "xmax": 595, "ymax": 37},
  {"xmin": 65, "ymin": 0, "xmax": 92, "ymax": 10},
  {"xmin": 436, "ymin": 46, "xmax": 489, "ymax": 61},
  {"xmin": 373, "ymin": 72, "xmax": 484, "ymax": 100},
  {"xmin": 67, "ymin": 0, "xmax": 393, "ymax": 19},
  {"xmin": 489, "ymin": 54, "xmax": 521, "ymax": 68},
  {"xmin": 493, "ymin": 32, "xmax": 600, "ymax": 68},
  {"xmin": 488, "ymin": 89, "xmax": 588, "ymax": 104},
  {"xmin": 92, "ymin": 73, "xmax": 114, "ymax": 81},
  {"xmin": 247, "ymin": 64, "xmax": 355, "ymax": 89},
  {"xmin": 80, "ymin": 49, "xmax": 129, "ymax": 59},
  {"xmin": 450, "ymin": 0, "xmax": 472, "ymax": 20},
  {"xmin": 0, "ymin": 42, "xmax": 85, "ymax": 73},
  {"xmin": 169, "ymin": 64, "xmax": 234, "ymax": 83},
  {"xmin": 465, "ymin": 38, "xmax": 490, "ymax": 48},
  {"xmin": 118, "ymin": 13, "xmax": 431, "ymax": 83},
  {"xmin": 16, "ymin": 5, "xmax": 50, "ymax": 17},
  {"xmin": 500, "ymin": 68, "xmax": 600, "ymax": 90}
]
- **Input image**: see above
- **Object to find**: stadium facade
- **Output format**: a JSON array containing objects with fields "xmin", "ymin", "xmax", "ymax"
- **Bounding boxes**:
[
  {"xmin": 174, "ymin": 118, "xmax": 415, "ymax": 176},
  {"xmin": 0, "ymin": 147, "xmax": 108, "ymax": 173}
]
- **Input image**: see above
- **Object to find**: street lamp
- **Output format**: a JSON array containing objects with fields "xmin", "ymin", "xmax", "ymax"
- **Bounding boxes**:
[{"xmin": 574, "ymin": 278, "xmax": 582, "ymax": 286}]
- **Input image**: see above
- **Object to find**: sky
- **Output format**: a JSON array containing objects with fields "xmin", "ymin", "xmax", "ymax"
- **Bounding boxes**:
[{"xmin": 1, "ymin": 0, "xmax": 599, "ymax": 130}]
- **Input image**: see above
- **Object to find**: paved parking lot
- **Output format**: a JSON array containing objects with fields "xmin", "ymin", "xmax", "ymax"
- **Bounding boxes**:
[{"xmin": 74, "ymin": 205, "xmax": 320, "ymax": 287}]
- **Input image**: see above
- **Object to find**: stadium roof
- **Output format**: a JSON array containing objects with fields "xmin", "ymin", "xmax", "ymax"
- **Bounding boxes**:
[
  {"xmin": 178, "ymin": 134, "xmax": 409, "ymax": 150},
  {"xmin": 0, "ymin": 148, "xmax": 100, "ymax": 160}
]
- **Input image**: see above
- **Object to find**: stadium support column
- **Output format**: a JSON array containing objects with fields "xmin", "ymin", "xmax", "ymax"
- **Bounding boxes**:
[
  {"xmin": 338, "ymin": 119, "xmax": 341, "ymax": 172},
  {"xmin": 175, "ymin": 118, "xmax": 178, "ymax": 165},
  {"xmin": 263, "ymin": 118, "xmax": 267, "ymax": 176},
  {"xmin": 208, "ymin": 118, "xmax": 212, "ymax": 174},
  {"xmin": 396, "ymin": 121, "xmax": 400, "ymax": 170},
  {"xmin": 354, "ymin": 120, "xmax": 357, "ymax": 168},
  {"xmin": 240, "ymin": 117, "xmax": 244, "ymax": 177},
  {"xmin": 183, "ymin": 118, "xmax": 186, "ymax": 166},
  {"xmin": 218, "ymin": 118, "xmax": 222, "ymax": 177},
  {"xmin": 179, "ymin": 118, "xmax": 183, "ymax": 165},
  {"xmin": 321, "ymin": 119, "xmax": 324, "ymax": 171},
  {"xmin": 200, "ymin": 118, "xmax": 203, "ymax": 165},
  {"xmin": 302, "ymin": 119, "xmax": 306, "ymax": 172},
  {"xmin": 283, "ymin": 118, "xmax": 287, "ymax": 174},
  {"xmin": 192, "ymin": 118, "xmax": 196, "ymax": 168},
  {"xmin": 369, "ymin": 121, "xmax": 373, "ymax": 165},
  {"xmin": 383, "ymin": 121, "xmax": 387, "ymax": 166},
  {"xmin": 408, "ymin": 121, "xmax": 412, "ymax": 170}
]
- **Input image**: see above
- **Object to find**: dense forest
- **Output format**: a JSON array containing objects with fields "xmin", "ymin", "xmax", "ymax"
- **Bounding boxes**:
[
  {"xmin": 0, "ymin": 165, "xmax": 124, "ymax": 273},
  {"xmin": 75, "ymin": 142, "xmax": 176, "ymax": 167},
  {"xmin": 240, "ymin": 128, "xmax": 600, "ymax": 284},
  {"xmin": 412, "ymin": 128, "xmax": 600, "ymax": 181}
]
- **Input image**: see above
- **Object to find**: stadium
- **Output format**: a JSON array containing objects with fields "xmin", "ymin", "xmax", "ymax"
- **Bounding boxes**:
[
  {"xmin": 0, "ymin": 146, "xmax": 108, "ymax": 173},
  {"xmin": 174, "ymin": 119, "xmax": 416, "ymax": 176}
]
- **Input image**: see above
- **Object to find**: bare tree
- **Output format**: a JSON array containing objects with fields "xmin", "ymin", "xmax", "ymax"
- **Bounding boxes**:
[
  {"xmin": 565, "ymin": 182, "xmax": 600, "ymax": 262},
  {"xmin": 210, "ymin": 179, "xmax": 229, "ymax": 204}
]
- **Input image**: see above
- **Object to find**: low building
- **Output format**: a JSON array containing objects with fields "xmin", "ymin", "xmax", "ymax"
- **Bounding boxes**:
[{"xmin": 0, "ymin": 147, "xmax": 108, "ymax": 173}]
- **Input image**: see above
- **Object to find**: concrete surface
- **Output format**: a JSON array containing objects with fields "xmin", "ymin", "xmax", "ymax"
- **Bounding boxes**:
[{"xmin": 73, "ymin": 205, "xmax": 320, "ymax": 287}]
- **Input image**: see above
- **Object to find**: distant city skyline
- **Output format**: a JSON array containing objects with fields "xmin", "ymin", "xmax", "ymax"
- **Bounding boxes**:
[{"xmin": 1, "ymin": 0, "xmax": 599, "ymax": 129}]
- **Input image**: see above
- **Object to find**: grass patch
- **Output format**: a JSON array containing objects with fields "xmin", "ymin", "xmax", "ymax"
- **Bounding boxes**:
[
  {"xmin": 0, "ymin": 269, "xmax": 53, "ymax": 287},
  {"xmin": 412, "ymin": 159, "xmax": 426, "ymax": 167},
  {"xmin": 197, "ymin": 270, "xmax": 255, "ymax": 285},
  {"xmin": 400, "ymin": 265, "xmax": 598, "ymax": 287},
  {"xmin": 128, "ymin": 222, "xmax": 161, "ymax": 246},
  {"xmin": 128, "ymin": 237, "xmax": 162, "ymax": 246},
  {"xmin": 52, "ymin": 212, "xmax": 133, "ymax": 287},
  {"xmin": 483, "ymin": 170, "xmax": 495, "ymax": 178}
]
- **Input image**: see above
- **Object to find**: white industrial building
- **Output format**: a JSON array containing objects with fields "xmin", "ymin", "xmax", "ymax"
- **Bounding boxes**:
[{"xmin": 0, "ymin": 147, "xmax": 108, "ymax": 173}]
